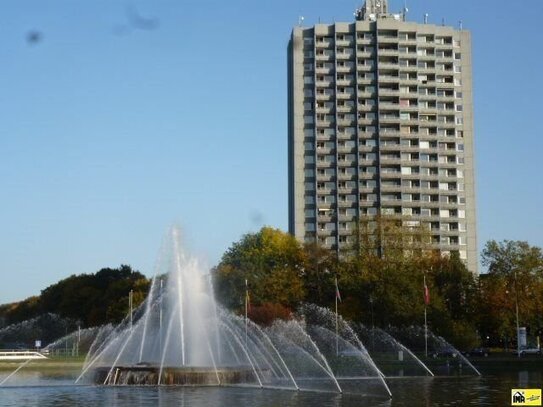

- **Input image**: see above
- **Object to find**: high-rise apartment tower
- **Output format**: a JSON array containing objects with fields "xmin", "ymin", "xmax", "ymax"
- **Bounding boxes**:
[{"xmin": 288, "ymin": 0, "xmax": 477, "ymax": 272}]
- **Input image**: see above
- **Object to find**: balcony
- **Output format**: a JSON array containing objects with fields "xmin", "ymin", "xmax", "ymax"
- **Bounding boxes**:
[
  {"xmin": 357, "ymin": 50, "xmax": 374, "ymax": 59},
  {"xmin": 336, "ymin": 38, "xmax": 354, "ymax": 47},
  {"xmin": 356, "ymin": 36, "xmax": 374, "ymax": 46},
  {"xmin": 315, "ymin": 92, "xmax": 334, "ymax": 101},
  {"xmin": 336, "ymin": 78, "xmax": 355, "ymax": 87},
  {"xmin": 378, "ymin": 88, "xmax": 400, "ymax": 96},
  {"xmin": 337, "ymin": 51, "xmax": 355, "ymax": 60},
  {"xmin": 379, "ymin": 115, "xmax": 400, "ymax": 124},
  {"xmin": 337, "ymin": 92, "xmax": 356, "ymax": 100},
  {"xmin": 380, "ymin": 140, "xmax": 401, "ymax": 152},
  {"xmin": 377, "ymin": 35, "xmax": 398, "ymax": 43},
  {"xmin": 316, "ymin": 120, "xmax": 335, "ymax": 127},
  {"xmin": 315, "ymin": 80, "xmax": 333, "ymax": 88},
  {"xmin": 378, "ymin": 75, "xmax": 400, "ymax": 84},
  {"xmin": 316, "ymin": 66, "xmax": 334, "ymax": 75},
  {"xmin": 337, "ymin": 145, "xmax": 356, "ymax": 154},
  {"xmin": 315, "ymin": 39, "xmax": 333, "ymax": 48},
  {"xmin": 380, "ymin": 156, "xmax": 402, "ymax": 165},
  {"xmin": 357, "ymin": 63, "xmax": 376, "ymax": 71},
  {"xmin": 316, "ymin": 106, "xmax": 334, "ymax": 114},
  {"xmin": 315, "ymin": 52, "xmax": 334, "ymax": 61},
  {"xmin": 378, "ymin": 48, "xmax": 399, "ymax": 56},
  {"xmin": 337, "ymin": 105, "xmax": 354, "ymax": 113}
]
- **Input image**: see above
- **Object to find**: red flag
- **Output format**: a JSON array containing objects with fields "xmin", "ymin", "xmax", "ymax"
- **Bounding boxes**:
[
  {"xmin": 424, "ymin": 278, "xmax": 430, "ymax": 305},
  {"xmin": 335, "ymin": 277, "xmax": 342, "ymax": 302}
]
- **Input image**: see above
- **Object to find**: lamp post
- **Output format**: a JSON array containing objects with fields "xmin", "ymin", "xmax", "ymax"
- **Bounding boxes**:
[
  {"xmin": 369, "ymin": 296, "xmax": 375, "ymax": 351},
  {"xmin": 369, "ymin": 295, "xmax": 374, "ymax": 329},
  {"xmin": 513, "ymin": 267, "xmax": 521, "ymax": 358}
]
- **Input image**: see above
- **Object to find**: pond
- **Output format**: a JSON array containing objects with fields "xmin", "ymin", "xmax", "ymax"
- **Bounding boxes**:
[{"xmin": 0, "ymin": 364, "xmax": 540, "ymax": 406}]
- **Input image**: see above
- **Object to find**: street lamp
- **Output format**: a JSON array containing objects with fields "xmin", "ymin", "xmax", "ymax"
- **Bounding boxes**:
[
  {"xmin": 369, "ymin": 295, "xmax": 375, "ymax": 351},
  {"xmin": 513, "ymin": 267, "xmax": 521, "ymax": 358}
]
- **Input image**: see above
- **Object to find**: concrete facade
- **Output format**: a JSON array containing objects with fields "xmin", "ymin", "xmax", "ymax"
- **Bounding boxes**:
[{"xmin": 288, "ymin": 0, "xmax": 478, "ymax": 273}]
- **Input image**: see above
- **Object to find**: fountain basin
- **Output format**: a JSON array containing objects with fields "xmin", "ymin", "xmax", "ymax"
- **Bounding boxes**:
[{"xmin": 94, "ymin": 366, "xmax": 266, "ymax": 386}]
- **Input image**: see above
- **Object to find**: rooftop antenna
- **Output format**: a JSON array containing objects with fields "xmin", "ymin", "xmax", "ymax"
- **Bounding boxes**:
[
  {"xmin": 441, "ymin": 17, "xmax": 445, "ymax": 26},
  {"xmin": 424, "ymin": 13, "xmax": 429, "ymax": 24},
  {"xmin": 298, "ymin": 16, "xmax": 304, "ymax": 27},
  {"xmin": 459, "ymin": 20, "xmax": 463, "ymax": 30},
  {"xmin": 354, "ymin": 7, "xmax": 362, "ymax": 21},
  {"xmin": 403, "ymin": 0, "xmax": 409, "ymax": 21}
]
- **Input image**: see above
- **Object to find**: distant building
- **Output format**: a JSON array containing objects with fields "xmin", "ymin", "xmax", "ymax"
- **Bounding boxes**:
[{"xmin": 288, "ymin": 0, "xmax": 477, "ymax": 272}]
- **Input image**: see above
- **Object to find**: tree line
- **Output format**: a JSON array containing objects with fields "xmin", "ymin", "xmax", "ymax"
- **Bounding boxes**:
[
  {"xmin": 1, "ymin": 224, "xmax": 541, "ymax": 352},
  {"xmin": 213, "ymin": 221, "xmax": 543, "ymax": 350},
  {"xmin": 0, "ymin": 265, "xmax": 150, "ymax": 329}
]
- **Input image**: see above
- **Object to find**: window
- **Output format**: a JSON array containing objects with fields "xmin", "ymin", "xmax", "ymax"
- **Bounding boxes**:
[{"xmin": 305, "ymin": 223, "xmax": 316, "ymax": 232}]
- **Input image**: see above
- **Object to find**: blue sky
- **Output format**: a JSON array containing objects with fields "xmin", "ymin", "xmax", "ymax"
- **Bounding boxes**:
[{"xmin": 1, "ymin": 0, "xmax": 542, "ymax": 303}]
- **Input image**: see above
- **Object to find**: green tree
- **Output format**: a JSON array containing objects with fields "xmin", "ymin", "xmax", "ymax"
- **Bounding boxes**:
[
  {"xmin": 480, "ymin": 240, "xmax": 543, "ymax": 346},
  {"xmin": 426, "ymin": 252, "xmax": 479, "ymax": 348},
  {"xmin": 338, "ymin": 215, "xmax": 432, "ymax": 326},
  {"xmin": 213, "ymin": 227, "xmax": 306, "ymax": 311},
  {"xmin": 38, "ymin": 264, "xmax": 150, "ymax": 326},
  {"xmin": 300, "ymin": 242, "xmax": 337, "ymax": 307}
]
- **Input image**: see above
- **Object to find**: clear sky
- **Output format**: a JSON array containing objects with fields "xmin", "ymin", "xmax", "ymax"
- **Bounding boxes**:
[{"xmin": 1, "ymin": 0, "xmax": 542, "ymax": 303}]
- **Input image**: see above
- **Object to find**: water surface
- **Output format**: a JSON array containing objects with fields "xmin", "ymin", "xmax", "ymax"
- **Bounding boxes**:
[{"xmin": 0, "ymin": 366, "xmax": 540, "ymax": 406}]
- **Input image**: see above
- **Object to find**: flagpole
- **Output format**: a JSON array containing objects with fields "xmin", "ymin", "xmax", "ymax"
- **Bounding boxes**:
[
  {"xmin": 424, "ymin": 275, "xmax": 428, "ymax": 358},
  {"xmin": 245, "ymin": 279, "xmax": 248, "ymax": 348},
  {"xmin": 159, "ymin": 279, "xmax": 163, "ymax": 358},
  {"xmin": 129, "ymin": 289, "xmax": 133, "ymax": 331}
]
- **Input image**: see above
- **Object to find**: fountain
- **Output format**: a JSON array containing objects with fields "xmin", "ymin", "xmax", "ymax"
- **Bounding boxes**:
[
  {"xmin": 352, "ymin": 324, "xmax": 434, "ymax": 377},
  {"xmin": 76, "ymin": 227, "xmax": 391, "ymax": 396},
  {"xmin": 0, "ymin": 313, "xmax": 73, "ymax": 348},
  {"xmin": 388, "ymin": 326, "xmax": 481, "ymax": 376}
]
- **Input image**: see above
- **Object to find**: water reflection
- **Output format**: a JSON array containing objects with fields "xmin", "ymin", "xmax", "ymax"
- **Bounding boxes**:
[{"xmin": 0, "ymin": 368, "xmax": 541, "ymax": 407}]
